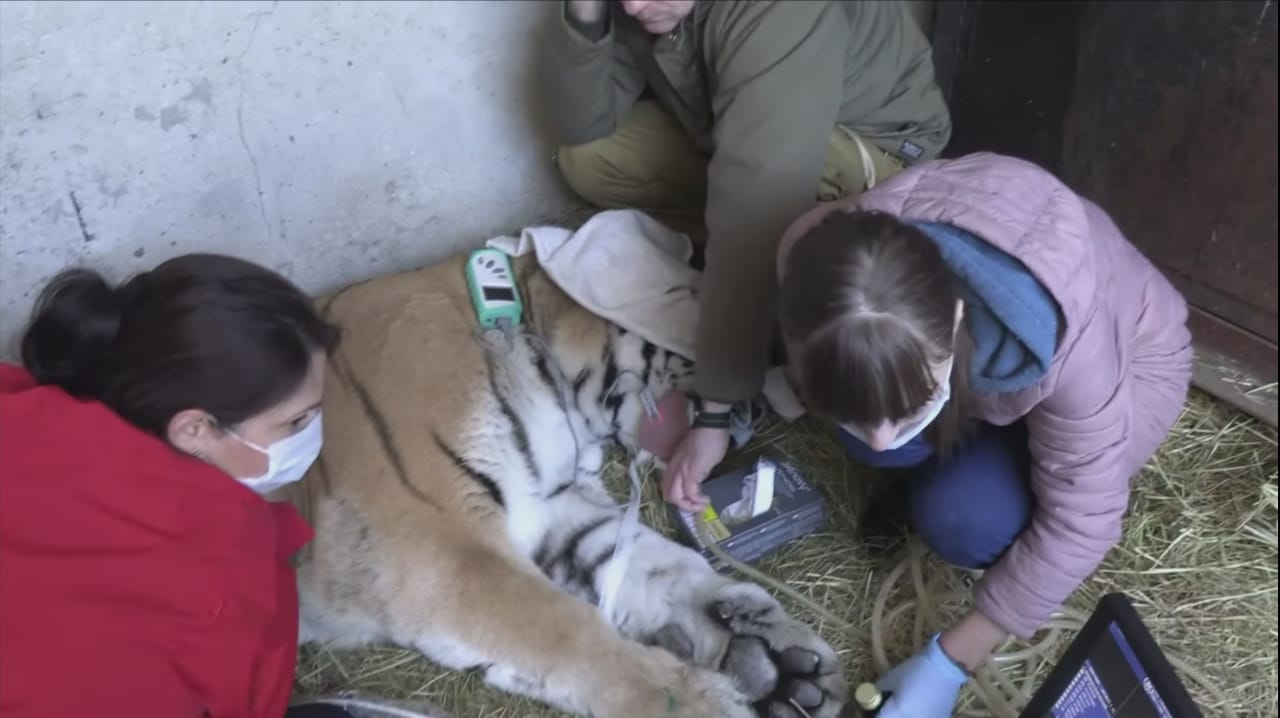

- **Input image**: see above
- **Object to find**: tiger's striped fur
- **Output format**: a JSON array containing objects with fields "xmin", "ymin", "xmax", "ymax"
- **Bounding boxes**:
[{"xmin": 281, "ymin": 252, "xmax": 847, "ymax": 718}]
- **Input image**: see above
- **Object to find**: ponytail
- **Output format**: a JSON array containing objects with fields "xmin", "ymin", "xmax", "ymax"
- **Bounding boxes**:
[{"xmin": 21, "ymin": 269, "xmax": 134, "ymax": 399}]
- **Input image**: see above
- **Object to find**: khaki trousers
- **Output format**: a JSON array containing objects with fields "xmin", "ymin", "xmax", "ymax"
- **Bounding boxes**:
[{"xmin": 555, "ymin": 100, "xmax": 906, "ymax": 213}]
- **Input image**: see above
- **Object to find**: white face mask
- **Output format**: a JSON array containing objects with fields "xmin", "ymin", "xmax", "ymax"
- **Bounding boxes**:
[
  {"xmin": 843, "ymin": 356, "xmax": 953, "ymax": 451},
  {"xmin": 229, "ymin": 413, "xmax": 324, "ymax": 495}
]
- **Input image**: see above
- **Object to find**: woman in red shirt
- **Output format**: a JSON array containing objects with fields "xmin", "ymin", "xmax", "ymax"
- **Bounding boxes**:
[{"xmin": 0, "ymin": 254, "xmax": 354, "ymax": 717}]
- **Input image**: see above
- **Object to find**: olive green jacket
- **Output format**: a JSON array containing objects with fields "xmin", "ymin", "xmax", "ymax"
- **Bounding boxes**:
[{"xmin": 544, "ymin": 0, "xmax": 952, "ymax": 402}]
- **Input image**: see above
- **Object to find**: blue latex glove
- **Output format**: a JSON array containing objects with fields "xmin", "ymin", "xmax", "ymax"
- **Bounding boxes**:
[{"xmin": 875, "ymin": 634, "xmax": 968, "ymax": 718}]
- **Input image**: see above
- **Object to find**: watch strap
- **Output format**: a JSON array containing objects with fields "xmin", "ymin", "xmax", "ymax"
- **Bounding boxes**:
[
  {"xmin": 692, "ymin": 412, "xmax": 732, "ymax": 430},
  {"xmin": 691, "ymin": 405, "xmax": 733, "ymax": 430}
]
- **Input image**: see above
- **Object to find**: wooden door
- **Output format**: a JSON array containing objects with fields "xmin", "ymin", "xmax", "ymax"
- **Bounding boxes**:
[{"xmin": 930, "ymin": 0, "xmax": 1278, "ymax": 426}]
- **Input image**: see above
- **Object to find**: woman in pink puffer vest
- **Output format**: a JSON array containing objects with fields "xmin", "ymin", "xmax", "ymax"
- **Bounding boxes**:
[{"xmin": 776, "ymin": 152, "xmax": 1193, "ymax": 717}]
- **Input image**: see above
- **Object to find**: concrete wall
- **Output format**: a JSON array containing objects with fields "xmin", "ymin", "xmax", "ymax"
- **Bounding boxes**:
[
  {"xmin": 0, "ymin": 0, "xmax": 938, "ymax": 359},
  {"xmin": 0, "ymin": 0, "xmax": 573, "ymax": 357}
]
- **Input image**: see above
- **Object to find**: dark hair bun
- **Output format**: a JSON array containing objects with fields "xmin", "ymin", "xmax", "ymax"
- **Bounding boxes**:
[
  {"xmin": 20, "ymin": 269, "xmax": 129, "ymax": 398},
  {"xmin": 18, "ymin": 253, "xmax": 339, "ymax": 438}
]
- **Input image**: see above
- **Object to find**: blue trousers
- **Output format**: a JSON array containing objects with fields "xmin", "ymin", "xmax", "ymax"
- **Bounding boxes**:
[{"xmin": 838, "ymin": 421, "xmax": 1034, "ymax": 569}]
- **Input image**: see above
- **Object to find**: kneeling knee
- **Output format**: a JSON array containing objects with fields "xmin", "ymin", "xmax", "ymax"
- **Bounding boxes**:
[
  {"xmin": 555, "ymin": 141, "xmax": 615, "ymax": 207},
  {"xmin": 908, "ymin": 472, "xmax": 1032, "ymax": 570}
]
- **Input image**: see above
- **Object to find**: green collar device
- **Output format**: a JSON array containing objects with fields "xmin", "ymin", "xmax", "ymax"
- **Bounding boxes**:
[{"xmin": 466, "ymin": 248, "xmax": 524, "ymax": 330}]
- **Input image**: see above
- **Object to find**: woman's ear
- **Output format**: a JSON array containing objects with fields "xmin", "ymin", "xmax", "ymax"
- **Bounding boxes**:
[{"xmin": 167, "ymin": 409, "xmax": 216, "ymax": 458}]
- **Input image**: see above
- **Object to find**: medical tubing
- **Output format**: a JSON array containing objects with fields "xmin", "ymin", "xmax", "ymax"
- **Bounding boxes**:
[
  {"xmin": 304, "ymin": 697, "xmax": 450, "ymax": 718},
  {"xmin": 704, "ymin": 540, "xmax": 853, "ymax": 629}
]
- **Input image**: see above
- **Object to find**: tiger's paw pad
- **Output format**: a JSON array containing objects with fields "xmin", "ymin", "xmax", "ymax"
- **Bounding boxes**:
[{"xmin": 707, "ymin": 584, "xmax": 847, "ymax": 718}]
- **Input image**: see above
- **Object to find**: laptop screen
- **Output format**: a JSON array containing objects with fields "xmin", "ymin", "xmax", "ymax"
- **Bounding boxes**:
[
  {"xmin": 1035, "ymin": 620, "xmax": 1174, "ymax": 718},
  {"xmin": 1020, "ymin": 594, "xmax": 1201, "ymax": 718}
]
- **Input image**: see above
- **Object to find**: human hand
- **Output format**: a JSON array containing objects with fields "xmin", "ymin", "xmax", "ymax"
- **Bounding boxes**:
[
  {"xmin": 660, "ymin": 426, "xmax": 730, "ymax": 512},
  {"xmin": 874, "ymin": 634, "xmax": 968, "ymax": 718},
  {"xmin": 567, "ymin": 0, "xmax": 605, "ymax": 23}
]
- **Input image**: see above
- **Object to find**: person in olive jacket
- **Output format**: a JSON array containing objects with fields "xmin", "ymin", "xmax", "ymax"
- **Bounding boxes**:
[{"xmin": 541, "ymin": 0, "xmax": 952, "ymax": 508}]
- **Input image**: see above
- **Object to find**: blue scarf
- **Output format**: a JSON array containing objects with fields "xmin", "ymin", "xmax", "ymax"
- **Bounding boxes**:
[{"xmin": 912, "ymin": 221, "xmax": 1061, "ymax": 394}]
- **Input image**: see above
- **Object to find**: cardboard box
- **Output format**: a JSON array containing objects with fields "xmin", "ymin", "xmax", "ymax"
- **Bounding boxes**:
[{"xmin": 670, "ymin": 450, "xmax": 827, "ymax": 569}]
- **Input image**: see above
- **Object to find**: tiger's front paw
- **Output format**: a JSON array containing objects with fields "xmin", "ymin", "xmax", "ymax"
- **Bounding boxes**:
[{"xmin": 707, "ymin": 583, "xmax": 847, "ymax": 718}]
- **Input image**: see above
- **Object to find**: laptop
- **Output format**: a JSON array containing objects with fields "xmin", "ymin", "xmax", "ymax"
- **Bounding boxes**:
[{"xmin": 1019, "ymin": 592, "xmax": 1204, "ymax": 718}]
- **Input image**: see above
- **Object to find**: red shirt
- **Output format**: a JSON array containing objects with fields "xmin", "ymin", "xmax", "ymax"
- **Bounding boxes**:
[{"xmin": 0, "ymin": 364, "xmax": 313, "ymax": 718}]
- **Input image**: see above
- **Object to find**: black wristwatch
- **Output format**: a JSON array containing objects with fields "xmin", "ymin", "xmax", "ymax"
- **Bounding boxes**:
[{"xmin": 691, "ymin": 398, "xmax": 733, "ymax": 430}]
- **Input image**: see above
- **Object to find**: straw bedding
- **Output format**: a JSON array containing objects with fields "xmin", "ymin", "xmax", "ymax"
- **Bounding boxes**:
[{"xmin": 295, "ymin": 388, "xmax": 1278, "ymax": 717}]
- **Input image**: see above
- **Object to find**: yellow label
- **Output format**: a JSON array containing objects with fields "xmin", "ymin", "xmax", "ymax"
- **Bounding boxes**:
[{"xmin": 693, "ymin": 507, "xmax": 731, "ymax": 546}]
